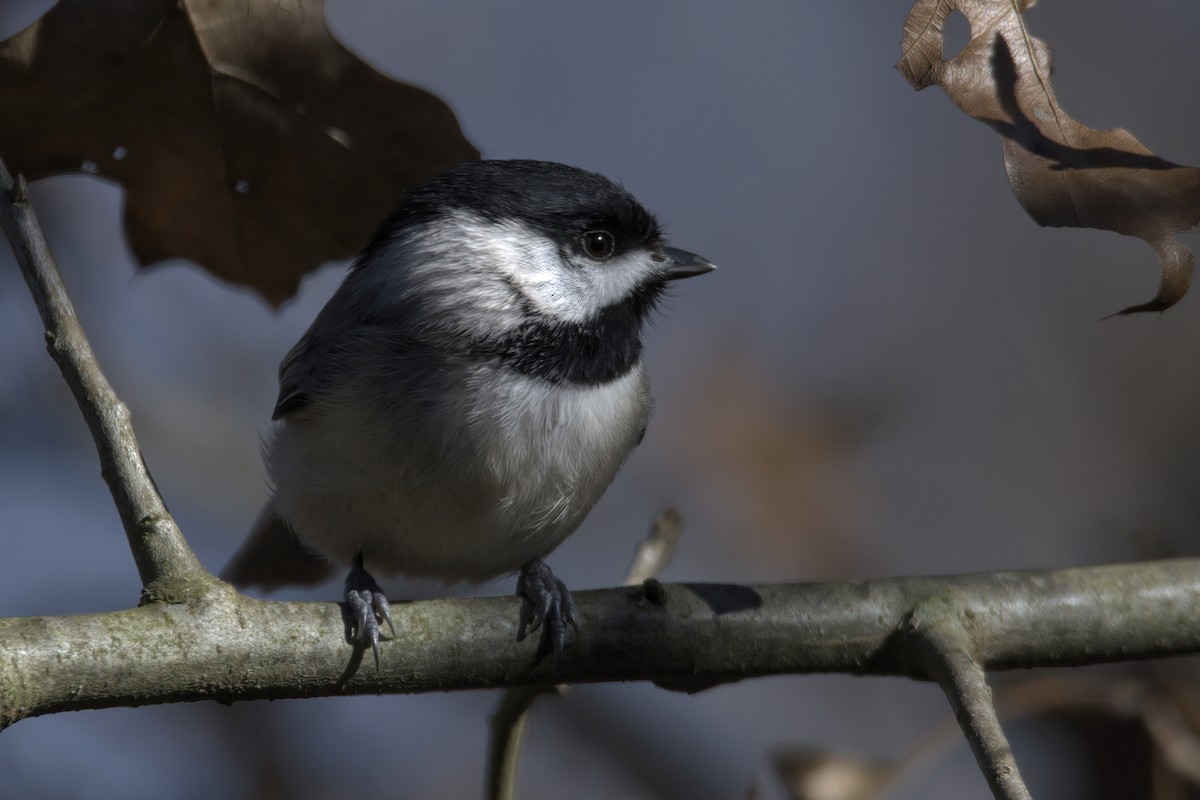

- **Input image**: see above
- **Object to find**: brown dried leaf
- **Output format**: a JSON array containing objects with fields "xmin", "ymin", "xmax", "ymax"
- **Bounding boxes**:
[
  {"xmin": 0, "ymin": 0, "xmax": 479, "ymax": 305},
  {"xmin": 772, "ymin": 751, "xmax": 892, "ymax": 800},
  {"xmin": 897, "ymin": 0, "xmax": 1200, "ymax": 314}
]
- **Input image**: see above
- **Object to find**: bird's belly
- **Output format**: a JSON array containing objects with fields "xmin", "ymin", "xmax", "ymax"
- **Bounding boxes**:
[{"xmin": 268, "ymin": 367, "xmax": 648, "ymax": 582}]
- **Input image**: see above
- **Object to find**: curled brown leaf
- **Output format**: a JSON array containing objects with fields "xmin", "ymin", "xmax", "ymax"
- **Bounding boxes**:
[
  {"xmin": 897, "ymin": 0, "xmax": 1200, "ymax": 314},
  {"xmin": 0, "ymin": 0, "xmax": 479, "ymax": 305}
]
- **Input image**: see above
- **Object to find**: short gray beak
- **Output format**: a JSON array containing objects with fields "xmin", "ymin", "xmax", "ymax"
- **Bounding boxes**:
[{"xmin": 660, "ymin": 246, "xmax": 717, "ymax": 280}]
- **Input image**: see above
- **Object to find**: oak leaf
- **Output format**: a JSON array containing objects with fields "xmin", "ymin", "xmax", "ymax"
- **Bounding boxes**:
[
  {"xmin": 0, "ymin": 0, "xmax": 479, "ymax": 304},
  {"xmin": 897, "ymin": 0, "xmax": 1200, "ymax": 314}
]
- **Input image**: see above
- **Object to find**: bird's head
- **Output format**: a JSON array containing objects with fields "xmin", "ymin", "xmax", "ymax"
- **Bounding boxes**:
[{"xmin": 354, "ymin": 160, "xmax": 715, "ymax": 383}]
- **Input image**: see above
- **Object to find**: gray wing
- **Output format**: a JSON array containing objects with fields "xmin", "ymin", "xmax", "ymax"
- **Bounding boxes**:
[
  {"xmin": 271, "ymin": 293, "xmax": 426, "ymax": 421},
  {"xmin": 271, "ymin": 276, "xmax": 370, "ymax": 420},
  {"xmin": 272, "ymin": 330, "xmax": 322, "ymax": 420}
]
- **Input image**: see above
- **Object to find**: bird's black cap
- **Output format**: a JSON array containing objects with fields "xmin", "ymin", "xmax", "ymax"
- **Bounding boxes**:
[{"xmin": 387, "ymin": 159, "xmax": 663, "ymax": 258}]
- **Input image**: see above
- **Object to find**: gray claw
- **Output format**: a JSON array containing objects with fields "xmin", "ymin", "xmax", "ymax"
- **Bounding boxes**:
[
  {"xmin": 517, "ymin": 559, "xmax": 578, "ymax": 657},
  {"xmin": 345, "ymin": 555, "xmax": 394, "ymax": 668}
]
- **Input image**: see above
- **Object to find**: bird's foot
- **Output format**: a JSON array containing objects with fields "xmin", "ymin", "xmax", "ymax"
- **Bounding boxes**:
[
  {"xmin": 345, "ymin": 555, "xmax": 395, "ymax": 668},
  {"xmin": 516, "ymin": 559, "xmax": 578, "ymax": 658}
]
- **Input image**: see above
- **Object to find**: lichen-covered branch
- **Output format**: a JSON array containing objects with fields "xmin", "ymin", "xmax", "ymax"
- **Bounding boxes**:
[
  {"xmin": 2, "ymin": 560, "xmax": 1200, "ymax": 733},
  {"xmin": 0, "ymin": 160, "xmax": 209, "ymax": 601}
]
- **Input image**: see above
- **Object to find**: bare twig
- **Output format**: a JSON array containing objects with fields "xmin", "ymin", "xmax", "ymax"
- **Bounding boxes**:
[
  {"xmin": 907, "ymin": 608, "xmax": 1032, "ymax": 800},
  {"xmin": 484, "ymin": 508, "xmax": 684, "ymax": 800},
  {"xmin": 624, "ymin": 506, "xmax": 683, "ymax": 586},
  {"xmin": 0, "ymin": 160, "xmax": 209, "ymax": 601},
  {"xmin": 485, "ymin": 685, "xmax": 564, "ymax": 800}
]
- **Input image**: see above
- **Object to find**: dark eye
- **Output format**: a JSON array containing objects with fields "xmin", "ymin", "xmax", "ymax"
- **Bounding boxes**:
[{"xmin": 581, "ymin": 230, "xmax": 616, "ymax": 260}]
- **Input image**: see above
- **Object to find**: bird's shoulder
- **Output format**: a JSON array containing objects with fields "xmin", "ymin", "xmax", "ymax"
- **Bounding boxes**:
[{"xmin": 272, "ymin": 314, "xmax": 432, "ymax": 421}]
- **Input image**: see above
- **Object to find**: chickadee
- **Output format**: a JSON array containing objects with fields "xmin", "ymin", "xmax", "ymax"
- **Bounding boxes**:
[{"xmin": 223, "ymin": 159, "xmax": 714, "ymax": 660}]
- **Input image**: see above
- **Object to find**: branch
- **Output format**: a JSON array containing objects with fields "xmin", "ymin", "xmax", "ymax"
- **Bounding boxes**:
[
  {"xmin": 4, "ymin": 559, "xmax": 1200, "ymax": 733},
  {"xmin": 0, "ymin": 160, "xmax": 209, "ymax": 601},
  {"xmin": 486, "ymin": 685, "xmax": 563, "ymax": 800},
  {"xmin": 908, "ymin": 610, "xmax": 1032, "ymax": 800},
  {"xmin": 623, "ymin": 506, "xmax": 683, "ymax": 586}
]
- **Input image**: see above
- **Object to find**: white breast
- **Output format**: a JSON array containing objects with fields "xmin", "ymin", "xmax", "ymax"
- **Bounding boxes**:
[{"xmin": 266, "ymin": 364, "xmax": 650, "ymax": 583}]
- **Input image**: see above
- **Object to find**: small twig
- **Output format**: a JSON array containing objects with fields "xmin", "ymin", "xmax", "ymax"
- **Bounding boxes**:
[
  {"xmin": 484, "ymin": 508, "xmax": 684, "ymax": 800},
  {"xmin": 485, "ymin": 685, "xmax": 563, "ymax": 800},
  {"xmin": 0, "ymin": 159, "xmax": 209, "ymax": 601},
  {"xmin": 624, "ymin": 506, "xmax": 683, "ymax": 586},
  {"xmin": 908, "ymin": 607, "xmax": 1032, "ymax": 800}
]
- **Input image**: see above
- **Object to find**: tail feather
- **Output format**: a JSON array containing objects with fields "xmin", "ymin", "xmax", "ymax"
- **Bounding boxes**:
[{"xmin": 222, "ymin": 504, "xmax": 335, "ymax": 592}]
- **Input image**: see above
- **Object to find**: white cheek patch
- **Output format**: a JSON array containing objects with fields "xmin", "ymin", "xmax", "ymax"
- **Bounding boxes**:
[
  {"xmin": 394, "ymin": 212, "xmax": 532, "ymax": 333},
  {"xmin": 403, "ymin": 210, "xmax": 657, "ymax": 325},
  {"xmin": 571, "ymin": 250, "xmax": 655, "ymax": 311},
  {"xmin": 477, "ymin": 218, "xmax": 655, "ymax": 323},
  {"xmin": 501, "ymin": 233, "xmax": 593, "ymax": 322}
]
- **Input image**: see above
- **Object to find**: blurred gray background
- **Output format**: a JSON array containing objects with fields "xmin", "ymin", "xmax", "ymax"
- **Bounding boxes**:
[{"xmin": 4, "ymin": 1, "xmax": 1200, "ymax": 798}]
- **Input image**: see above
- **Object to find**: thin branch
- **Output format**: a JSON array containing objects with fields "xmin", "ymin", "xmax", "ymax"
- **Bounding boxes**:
[
  {"xmin": 0, "ymin": 160, "xmax": 209, "ymax": 601},
  {"xmin": 624, "ymin": 506, "xmax": 683, "ymax": 586},
  {"xmin": 908, "ymin": 609, "xmax": 1032, "ymax": 800},
  {"xmin": 486, "ymin": 685, "xmax": 564, "ymax": 800},
  {"xmin": 485, "ymin": 508, "xmax": 684, "ymax": 800}
]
